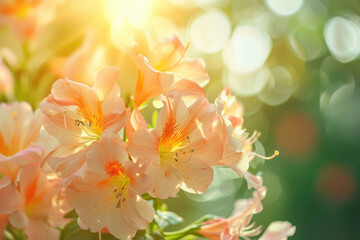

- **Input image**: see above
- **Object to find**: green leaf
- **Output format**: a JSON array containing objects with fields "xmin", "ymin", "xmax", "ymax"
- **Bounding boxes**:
[
  {"xmin": 152, "ymin": 111, "xmax": 158, "ymax": 128},
  {"xmin": 62, "ymin": 229, "xmax": 98, "ymax": 240},
  {"xmin": 250, "ymin": 141, "xmax": 266, "ymax": 169},
  {"xmin": 154, "ymin": 211, "xmax": 183, "ymax": 229},
  {"xmin": 64, "ymin": 209, "xmax": 78, "ymax": 219},
  {"xmin": 60, "ymin": 219, "xmax": 118, "ymax": 240},
  {"xmin": 60, "ymin": 220, "xmax": 80, "ymax": 240},
  {"xmin": 0, "ymin": 173, "xmax": 2, "ymax": 180}
]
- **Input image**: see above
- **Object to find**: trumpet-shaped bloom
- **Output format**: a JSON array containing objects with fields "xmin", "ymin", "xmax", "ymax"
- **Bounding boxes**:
[
  {"xmin": 0, "ymin": 102, "xmax": 43, "ymax": 193},
  {"xmin": 51, "ymin": 33, "xmax": 108, "ymax": 86},
  {"xmin": 0, "ymin": 102, "xmax": 42, "ymax": 163},
  {"xmin": 198, "ymin": 187, "xmax": 271, "ymax": 240},
  {"xmin": 0, "ymin": 0, "xmax": 61, "ymax": 40},
  {"xmin": 131, "ymin": 33, "xmax": 208, "ymax": 106},
  {"xmin": 0, "ymin": 163, "xmax": 67, "ymax": 240},
  {"xmin": 66, "ymin": 134, "xmax": 153, "ymax": 240},
  {"xmin": 0, "ymin": 102, "xmax": 45, "ymax": 238},
  {"xmin": 128, "ymin": 93, "xmax": 222, "ymax": 198},
  {"xmin": 214, "ymin": 89, "xmax": 277, "ymax": 189},
  {"xmin": 40, "ymin": 66, "xmax": 129, "ymax": 177}
]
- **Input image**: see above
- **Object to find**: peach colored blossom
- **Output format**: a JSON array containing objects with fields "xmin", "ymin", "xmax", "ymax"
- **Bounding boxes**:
[
  {"xmin": 259, "ymin": 221, "xmax": 296, "ymax": 240},
  {"xmin": 51, "ymin": 33, "xmax": 108, "ymax": 86},
  {"xmin": 217, "ymin": 87, "xmax": 244, "ymax": 129},
  {"xmin": 0, "ymin": 0, "xmax": 62, "ymax": 40},
  {"xmin": 40, "ymin": 66, "xmax": 130, "ymax": 177},
  {"xmin": 198, "ymin": 187, "xmax": 267, "ymax": 240},
  {"xmin": 66, "ymin": 134, "xmax": 153, "ymax": 240},
  {"xmin": 128, "ymin": 93, "xmax": 222, "ymax": 198},
  {"xmin": 131, "ymin": 53, "xmax": 174, "ymax": 106},
  {"xmin": 214, "ymin": 89, "xmax": 277, "ymax": 189},
  {"xmin": 0, "ymin": 102, "xmax": 45, "ymax": 238},
  {"xmin": 0, "ymin": 163, "xmax": 67, "ymax": 240},
  {"xmin": 0, "ymin": 101, "xmax": 43, "ymax": 178},
  {"xmin": 130, "ymin": 33, "xmax": 208, "ymax": 106}
]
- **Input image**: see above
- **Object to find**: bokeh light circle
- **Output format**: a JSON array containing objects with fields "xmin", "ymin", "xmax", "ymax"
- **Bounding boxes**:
[
  {"xmin": 226, "ymin": 68, "xmax": 270, "ymax": 97},
  {"xmin": 324, "ymin": 16, "xmax": 360, "ymax": 63},
  {"xmin": 258, "ymin": 65, "xmax": 294, "ymax": 106},
  {"xmin": 223, "ymin": 25, "xmax": 272, "ymax": 74},
  {"xmin": 265, "ymin": 0, "xmax": 304, "ymax": 16},
  {"xmin": 276, "ymin": 111, "xmax": 318, "ymax": 158},
  {"xmin": 190, "ymin": 10, "xmax": 231, "ymax": 53},
  {"xmin": 316, "ymin": 164, "xmax": 355, "ymax": 204}
]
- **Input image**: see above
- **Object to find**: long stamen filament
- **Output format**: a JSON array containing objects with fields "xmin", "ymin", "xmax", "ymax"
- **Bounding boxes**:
[{"xmin": 248, "ymin": 150, "xmax": 279, "ymax": 160}]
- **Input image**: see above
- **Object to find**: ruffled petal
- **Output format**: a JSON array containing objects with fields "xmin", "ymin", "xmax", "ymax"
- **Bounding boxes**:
[
  {"xmin": 259, "ymin": 221, "xmax": 296, "ymax": 240},
  {"xmin": 94, "ymin": 66, "xmax": 120, "ymax": 102},
  {"xmin": 25, "ymin": 219, "xmax": 60, "ymax": 240}
]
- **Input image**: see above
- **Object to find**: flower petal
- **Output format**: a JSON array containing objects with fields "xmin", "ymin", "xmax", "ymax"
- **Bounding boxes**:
[
  {"xmin": 259, "ymin": 221, "xmax": 296, "ymax": 240},
  {"xmin": 94, "ymin": 66, "xmax": 120, "ymax": 101}
]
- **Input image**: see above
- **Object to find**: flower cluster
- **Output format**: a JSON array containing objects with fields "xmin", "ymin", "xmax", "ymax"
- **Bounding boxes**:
[{"xmin": 0, "ymin": 5, "xmax": 295, "ymax": 239}]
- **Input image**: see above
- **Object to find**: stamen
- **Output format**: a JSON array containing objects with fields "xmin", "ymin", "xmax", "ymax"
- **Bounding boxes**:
[
  {"xmin": 63, "ymin": 110, "xmax": 68, "ymax": 131},
  {"xmin": 174, "ymin": 147, "xmax": 194, "ymax": 163},
  {"xmin": 249, "ymin": 131, "xmax": 260, "ymax": 144},
  {"xmin": 248, "ymin": 150, "xmax": 279, "ymax": 160}
]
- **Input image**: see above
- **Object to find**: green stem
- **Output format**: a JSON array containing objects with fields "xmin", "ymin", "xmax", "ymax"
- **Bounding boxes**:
[{"xmin": 163, "ymin": 214, "xmax": 216, "ymax": 239}]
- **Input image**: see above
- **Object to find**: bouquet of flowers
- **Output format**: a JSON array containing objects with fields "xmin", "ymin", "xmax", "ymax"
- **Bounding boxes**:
[{"xmin": 0, "ymin": 1, "xmax": 295, "ymax": 239}]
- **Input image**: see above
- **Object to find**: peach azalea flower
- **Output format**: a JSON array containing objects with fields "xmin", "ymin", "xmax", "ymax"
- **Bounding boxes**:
[
  {"xmin": 66, "ymin": 134, "xmax": 153, "ymax": 240},
  {"xmin": 198, "ymin": 187, "xmax": 267, "ymax": 240},
  {"xmin": 0, "ymin": 101, "xmax": 46, "ymax": 238},
  {"xmin": 40, "ymin": 66, "xmax": 130, "ymax": 177},
  {"xmin": 0, "ymin": 0, "xmax": 62, "ymax": 40},
  {"xmin": 214, "ymin": 88, "xmax": 278, "ymax": 189},
  {"xmin": 51, "ymin": 32, "xmax": 108, "ymax": 86},
  {"xmin": 0, "ymin": 102, "xmax": 43, "ymax": 189},
  {"xmin": 128, "ymin": 93, "xmax": 223, "ymax": 199},
  {"xmin": 130, "ymin": 33, "xmax": 208, "ymax": 106},
  {"xmin": 0, "ymin": 163, "xmax": 67, "ymax": 240}
]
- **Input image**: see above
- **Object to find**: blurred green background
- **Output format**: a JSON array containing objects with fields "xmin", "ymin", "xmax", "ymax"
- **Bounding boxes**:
[{"xmin": 1, "ymin": 0, "xmax": 360, "ymax": 239}]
